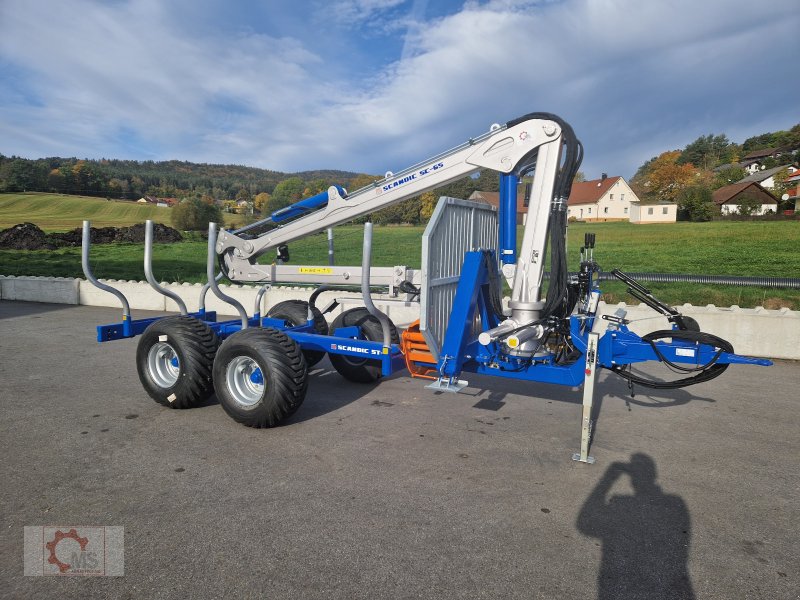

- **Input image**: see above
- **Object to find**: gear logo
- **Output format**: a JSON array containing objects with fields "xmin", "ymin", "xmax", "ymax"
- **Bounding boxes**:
[
  {"xmin": 45, "ymin": 528, "xmax": 89, "ymax": 574},
  {"xmin": 24, "ymin": 525, "xmax": 124, "ymax": 576}
]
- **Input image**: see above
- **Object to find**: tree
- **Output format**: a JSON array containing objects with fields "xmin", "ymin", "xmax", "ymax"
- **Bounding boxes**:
[
  {"xmin": 475, "ymin": 169, "xmax": 499, "ymax": 193},
  {"xmin": 235, "ymin": 188, "xmax": 251, "ymax": 204},
  {"xmin": 771, "ymin": 169, "xmax": 792, "ymax": 204},
  {"xmin": 677, "ymin": 134, "xmax": 736, "ymax": 170},
  {"xmin": 419, "ymin": 192, "xmax": 436, "ymax": 221},
  {"xmin": 171, "ymin": 197, "xmax": 223, "ymax": 230},
  {"xmin": 48, "ymin": 168, "xmax": 66, "ymax": 192},
  {"xmin": 631, "ymin": 151, "xmax": 699, "ymax": 204},
  {"xmin": 737, "ymin": 194, "xmax": 762, "ymax": 216},
  {"xmin": 303, "ymin": 179, "xmax": 328, "ymax": 196},
  {"xmin": 254, "ymin": 192, "xmax": 271, "ymax": 214},
  {"xmin": 677, "ymin": 185, "xmax": 715, "ymax": 222},
  {"xmin": 269, "ymin": 177, "xmax": 305, "ymax": 213},
  {"xmin": 713, "ymin": 165, "xmax": 747, "ymax": 190},
  {"xmin": 347, "ymin": 173, "xmax": 381, "ymax": 194}
]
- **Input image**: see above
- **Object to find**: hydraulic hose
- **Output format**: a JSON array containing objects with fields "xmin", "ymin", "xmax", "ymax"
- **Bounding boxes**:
[{"xmin": 610, "ymin": 329, "xmax": 733, "ymax": 389}]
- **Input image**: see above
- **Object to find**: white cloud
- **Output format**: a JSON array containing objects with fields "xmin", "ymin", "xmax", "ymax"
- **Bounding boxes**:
[
  {"xmin": 1, "ymin": 0, "xmax": 798, "ymax": 179},
  {"xmin": 317, "ymin": 0, "xmax": 410, "ymax": 28}
]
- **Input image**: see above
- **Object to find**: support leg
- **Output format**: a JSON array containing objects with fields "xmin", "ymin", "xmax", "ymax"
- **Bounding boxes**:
[{"xmin": 572, "ymin": 331, "xmax": 599, "ymax": 464}]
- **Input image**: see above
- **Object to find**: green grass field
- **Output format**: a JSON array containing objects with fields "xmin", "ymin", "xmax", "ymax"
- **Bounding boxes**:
[
  {"xmin": 1, "ymin": 194, "xmax": 798, "ymax": 308},
  {"xmin": 0, "ymin": 192, "xmax": 245, "ymax": 230}
]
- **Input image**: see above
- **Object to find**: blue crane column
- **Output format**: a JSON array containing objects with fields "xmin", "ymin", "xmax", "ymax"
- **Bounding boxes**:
[{"xmin": 499, "ymin": 174, "xmax": 518, "ymax": 265}]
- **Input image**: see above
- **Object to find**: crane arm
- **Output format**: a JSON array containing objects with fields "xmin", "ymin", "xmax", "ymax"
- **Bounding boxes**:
[{"xmin": 216, "ymin": 115, "xmax": 564, "ymax": 283}]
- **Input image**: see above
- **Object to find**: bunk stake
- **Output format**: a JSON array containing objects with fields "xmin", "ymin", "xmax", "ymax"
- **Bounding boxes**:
[{"xmin": 573, "ymin": 331, "xmax": 599, "ymax": 465}]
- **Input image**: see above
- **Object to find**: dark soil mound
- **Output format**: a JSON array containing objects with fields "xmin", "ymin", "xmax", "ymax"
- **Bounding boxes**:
[
  {"xmin": 0, "ymin": 223, "xmax": 56, "ymax": 250},
  {"xmin": 115, "ymin": 223, "xmax": 183, "ymax": 244},
  {"xmin": 50, "ymin": 223, "xmax": 183, "ymax": 246}
]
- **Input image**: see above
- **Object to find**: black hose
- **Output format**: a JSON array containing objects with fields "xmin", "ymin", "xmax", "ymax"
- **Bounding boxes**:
[
  {"xmin": 543, "ymin": 271, "xmax": 800, "ymax": 290},
  {"xmin": 610, "ymin": 329, "xmax": 733, "ymax": 389}
]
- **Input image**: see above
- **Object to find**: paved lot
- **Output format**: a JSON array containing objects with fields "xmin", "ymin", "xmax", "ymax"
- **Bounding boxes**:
[{"xmin": 0, "ymin": 300, "xmax": 797, "ymax": 599}]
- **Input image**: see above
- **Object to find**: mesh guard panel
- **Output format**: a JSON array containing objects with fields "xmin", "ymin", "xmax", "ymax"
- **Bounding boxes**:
[{"xmin": 420, "ymin": 197, "xmax": 498, "ymax": 361}]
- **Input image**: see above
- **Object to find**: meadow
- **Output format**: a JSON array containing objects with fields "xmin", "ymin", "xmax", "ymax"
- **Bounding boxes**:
[
  {"xmin": 1, "ymin": 193, "xmax": 798, "ymax": 308},
  {"xmin": 0, "ymin": 192, "xmax": 245, "ymax": 230}
]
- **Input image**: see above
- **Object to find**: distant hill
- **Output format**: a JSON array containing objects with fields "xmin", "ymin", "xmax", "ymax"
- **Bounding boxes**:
[
  {"xmin": 0, "ymin": 192, "xmax": 245, "ymax": 231},
  {"xmin": 0, "ymin": 155, "xmax": 361, "ymax": 202}
]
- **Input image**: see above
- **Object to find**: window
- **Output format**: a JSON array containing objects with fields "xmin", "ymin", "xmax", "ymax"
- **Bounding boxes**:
[
  {"xmin": 604, "ymin": 207, "xmax": 609, "ymax": 214},
  {"xmin": 648, "ymin": 207, "xmax": 654, "ymax": 215},
  {"xmin": 609, "ymin": 194, "xmax": 614, "ymax": 200},
  {"xmin": 588, "ymin": 207, "xmax": 592, "ymax": 214},
  {"xmin": 621, "ymin": 193, "xmax": 625, "ymax": 201},
  {"xmin": 663, "ymin": 207, "xmax": 668, "ymax": 215},
  {"xmin": 624, "ymin": 207, "xmax": 628, "ymax": 214}
]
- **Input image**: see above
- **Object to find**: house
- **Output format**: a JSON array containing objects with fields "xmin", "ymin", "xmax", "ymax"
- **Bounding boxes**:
[
  {"xmin": 740, "ymin": 148, "xmax": 781, "ymax": 174},
  {"xmin": 782, "ymin": 181, "xmax": 800, "ymax": 213},
  {"xmin": 735, "ymin": 165, "xmax": 797, "ymax": 190},
  {"xmin": 629, "ymin": 202, "xmax": 678, "ymax": 224},
  {"xmin": 137, "ymin": 195, "xmax": 174, "ymax": 207},
  {"xmin": 235, "ymin": 200, "xmax": 254, "ymax": 215},
  {"xmin": 468, "ymin": 187, "xmax": 528, "ymax": 224},
  {"xmin": 566, "ymin": 175, "xmax": 673, "ymax": 223},
  {"xmin": 712, "ymin": 182, "xmax": 777, "ymax": 215}
]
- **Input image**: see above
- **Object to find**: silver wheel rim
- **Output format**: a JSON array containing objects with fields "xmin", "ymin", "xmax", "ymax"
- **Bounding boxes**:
[
  {"xmin": 225, "ymin": 356, "xmax": 265, "ymax": 407},
  {"xmin": 147, "ymin": 342, "xmax": 180, "ymax": 388}
]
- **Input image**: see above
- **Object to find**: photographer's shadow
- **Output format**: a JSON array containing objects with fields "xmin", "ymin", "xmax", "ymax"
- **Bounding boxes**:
[{"xmin": 576, "ymin": 454, "xmax": 695, "ymax": 600}]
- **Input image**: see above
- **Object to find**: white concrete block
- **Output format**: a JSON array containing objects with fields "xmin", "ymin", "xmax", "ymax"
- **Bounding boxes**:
[
  {"xmin": 79, "ymin": 279, "xmax": 165, "ymax": 311},
  {"xmin": 596, "ymin": 302, "xmax": 800, "ymax": 360},
  {"xmin": 0, "ymin": 276, "xmax": 80, "ymax": 304},
  {"xmin": 162, "ymin": 282, "xmax": 205, "ymax": 313}
]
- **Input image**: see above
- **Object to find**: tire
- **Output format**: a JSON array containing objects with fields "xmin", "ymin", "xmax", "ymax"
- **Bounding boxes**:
[
  {"xmin": 266, "ymin": 300, "xmax": 329, "ymax": 367},
  {"xmin": 329, "ymin": 307, "xmax": 399, "ymax": 383},
  {"xmin": 680, "ymin": 316, "xmax": 701, "ymax": 332},
  {"xmin": 136, "ymin": 316, "xmax": 220, "ymax": 409},
  {"xmin": 213, "ymin": 328, "xmax": 308, "ymax": 428}
]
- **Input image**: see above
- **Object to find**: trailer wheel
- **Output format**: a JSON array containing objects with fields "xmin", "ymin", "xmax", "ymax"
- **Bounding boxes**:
[
  {"xmin": 136, "ymin": 316, "xmax": 220, "ymax": 409},
  {"xmin": 329, "ymin": 308, "xmax": 399, "ymax": 383},
  {"xmin": 213, "ymin": 328, "xmax": 308, "ymax": 427},
  {"xmin": 266, "ymin": 300, "xmax": 329, "ymax": 367}
]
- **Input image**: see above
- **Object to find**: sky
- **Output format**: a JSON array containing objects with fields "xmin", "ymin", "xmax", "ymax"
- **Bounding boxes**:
[{"xmin": 1, "ymin": 0, "xmax": 798, "ymax": 180}]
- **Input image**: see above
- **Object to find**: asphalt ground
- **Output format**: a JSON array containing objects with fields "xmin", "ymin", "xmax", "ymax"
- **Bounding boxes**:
[{"xmin": 0, "ymin": 300, "xmax": 797, "ymax": 599}]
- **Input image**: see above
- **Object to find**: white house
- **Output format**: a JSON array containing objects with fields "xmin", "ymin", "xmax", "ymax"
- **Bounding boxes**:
[
  {"xmin": 735, "ymin": 165, "xmax": 798, "ymax": 190},
  {"xmin": 629, "ymin": 202, "xmax": 678, "ymax": 223},
  {"xmin": 566, "ymin": 175, "xmax": 675, "ymax": 223},
  {"xmin": 713, "ymin": 182, "xmax": 778, "ymax": 215}
]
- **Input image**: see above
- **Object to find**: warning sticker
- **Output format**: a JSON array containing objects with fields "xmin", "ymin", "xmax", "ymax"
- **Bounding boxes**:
[
  {"xmin": 675, "ymin": 348, "xmax": 696, "ymax": 357},
  {"xmin": 299, "ymin": 267, "xmax": 333, "ymax": 275}
]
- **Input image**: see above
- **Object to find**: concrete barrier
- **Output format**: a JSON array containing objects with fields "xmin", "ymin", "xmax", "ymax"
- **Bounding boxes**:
[
  {"xmin": 594, "ymin": 302, "xmax": 800, "ymax": 360},
  {"xmin": 0, "ymin": 276, "xmax": 80, "ymax": 305},
  {"xmin": 1, "ymin": 275, "xmax": 797, "ymax": 359}
]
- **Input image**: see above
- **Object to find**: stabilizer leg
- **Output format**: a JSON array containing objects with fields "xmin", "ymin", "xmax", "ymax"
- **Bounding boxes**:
[{"xmin": 573, "ymin": 331, "xmax": 599, "ymax": 464}]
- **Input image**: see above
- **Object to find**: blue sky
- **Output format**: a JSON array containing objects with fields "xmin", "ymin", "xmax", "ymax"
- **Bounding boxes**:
[{"xmin": 1, "ymin": 0, "xmax": 798, "ymax": 180}]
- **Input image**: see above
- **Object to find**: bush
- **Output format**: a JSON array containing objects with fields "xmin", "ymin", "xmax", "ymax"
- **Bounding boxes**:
[
  {"xmin": 171, "ymin": 198, "xmax": 223, "ymax": 231},
  {"xmin": 737, "ymin": 195, "xmax": 762, "ymax": 216},
  {"xmin": 677, "ymin": 185, "xmax": 715, "ymax": 222}
]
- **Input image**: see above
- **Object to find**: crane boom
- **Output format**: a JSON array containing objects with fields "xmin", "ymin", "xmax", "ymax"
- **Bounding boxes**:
[{"xmin": 215, "ymin": 115, "xmax": 565, "ymax": 283}]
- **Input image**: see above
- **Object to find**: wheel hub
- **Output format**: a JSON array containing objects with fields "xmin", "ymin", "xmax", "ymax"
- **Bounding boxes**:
[
  {"xmin": 225, "ymin": 356, "xmax": 265, "ymax": 407},
  {"xmin": 147, "ymin": 342, "xmax": 180, "ymax": 388}
]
